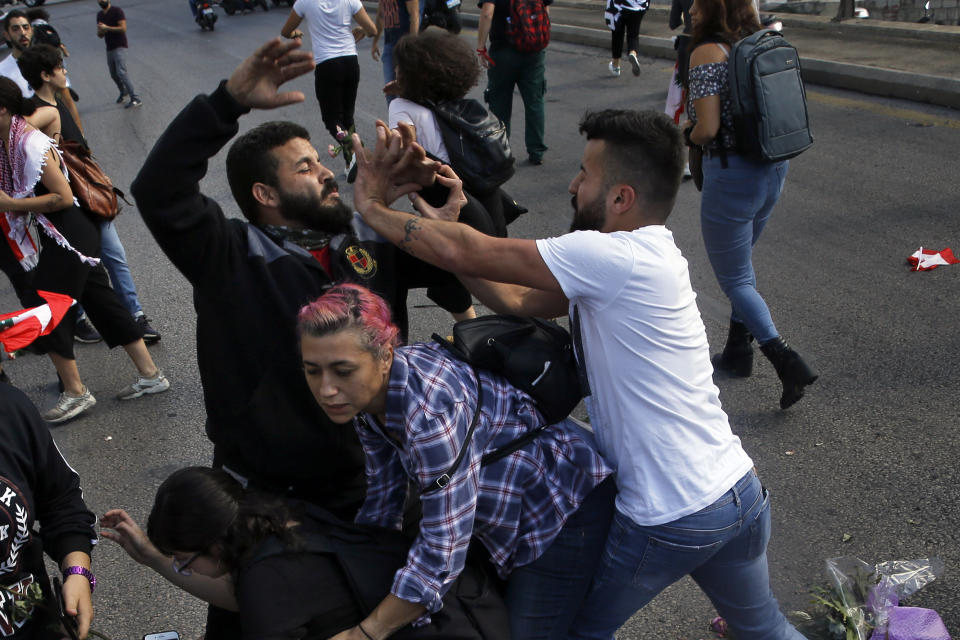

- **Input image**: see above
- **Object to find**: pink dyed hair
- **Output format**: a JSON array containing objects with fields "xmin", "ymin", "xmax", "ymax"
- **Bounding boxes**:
[{"xmin": 297, "ymin": 283, "xmax": 401, "ymax": 357}]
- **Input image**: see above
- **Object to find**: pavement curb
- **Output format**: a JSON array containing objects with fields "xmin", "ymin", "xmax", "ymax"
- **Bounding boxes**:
[
  {"xmin": 458, "ymin": 11, "xmax": 960, "ymax": 109},
  {"xmin": 560, "ymin": 0, "xmax": 960, "ymax": 44}
]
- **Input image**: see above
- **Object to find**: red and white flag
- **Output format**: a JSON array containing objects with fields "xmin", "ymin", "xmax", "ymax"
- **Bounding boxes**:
[
  {"xmin": 0, "ymin": 291, "xmax": 76, "ymax": 353},
  {"xmin": 908, "ymin": 247, "xmax": 959, "ymax": 271}
]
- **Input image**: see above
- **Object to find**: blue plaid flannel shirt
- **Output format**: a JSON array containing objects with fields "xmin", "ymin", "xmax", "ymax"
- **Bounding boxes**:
[{"xmin": 354, "ymin": 343, "xmax": 612, "ymax": 613}]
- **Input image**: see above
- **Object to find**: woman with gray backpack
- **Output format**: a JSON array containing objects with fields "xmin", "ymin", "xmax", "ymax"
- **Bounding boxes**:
[{"xmin": 682, "ymin": 0, "xmax": 816, "ymax": 410}]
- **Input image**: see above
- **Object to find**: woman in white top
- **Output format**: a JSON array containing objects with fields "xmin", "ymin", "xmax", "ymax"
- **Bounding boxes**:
[
  {"xmin": 388, "ymin": 30, "xmax": 528, "ymax": 321},
  {"xmin": 387, "ymin": 31, "xmax": 512, "ymax": 238},
  {"xmin": 282, "ymin": 0, "xmax": 377, "ymax": 171}
]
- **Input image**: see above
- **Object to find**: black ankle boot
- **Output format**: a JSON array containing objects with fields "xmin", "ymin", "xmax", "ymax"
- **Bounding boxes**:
[
  {"xmin": 711, "ymin": 321, "xmax": 754, "ymax": 377},
  {"xmin": 759, "ymin": 337, "xmax": 818, "ymax": 409}
]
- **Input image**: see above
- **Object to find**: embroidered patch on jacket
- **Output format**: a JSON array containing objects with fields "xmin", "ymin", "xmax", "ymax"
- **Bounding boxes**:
[{"xmin": 345, "ymin": 245, "xmax": 377, "ymax": 278}]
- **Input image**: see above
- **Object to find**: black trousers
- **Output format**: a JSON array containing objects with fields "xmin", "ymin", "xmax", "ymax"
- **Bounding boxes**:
[
  {"xmin": 611, "ymin": 8, "xmax": 645, "ymax": 59},
  {"xmin": 25, "ymin": 207, "xmax": 142, "ymax": 359},
  {"xmin": 313, "ymin": 55, "xmax": 360, "ymax": 142}
]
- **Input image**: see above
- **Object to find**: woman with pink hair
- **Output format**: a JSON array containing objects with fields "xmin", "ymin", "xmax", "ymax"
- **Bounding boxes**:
[{"xmin": 297, "ymin": 283, "xmax": 616, "ymax": 640}]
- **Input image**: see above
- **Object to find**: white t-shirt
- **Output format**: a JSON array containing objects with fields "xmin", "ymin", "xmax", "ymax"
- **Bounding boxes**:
[
  {"xmin": 537, "ymin": 226, "xmax": 753, "ymax": 526},
  {"xmin": 294, "ymin": 0, "xmax": 363, "ymax": 64},
  {"xmin": 388, "ymin": 98, "xmax": 449, "ymax": 163},
  {"xmin": 0, "ymin": 55, "xmax": 34, "ymax": 97}
]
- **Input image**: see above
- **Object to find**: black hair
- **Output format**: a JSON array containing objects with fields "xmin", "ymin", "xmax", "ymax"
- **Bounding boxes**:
[
  {"xmin": 17, "ymin": 44, "xmax": 62, "ymax": 91},
  {"xmin": 146, "ymin": 467, "xmax": 299, "ymax": 579},
  {"xmin": 578, "ymin": 110, "xmax": 684, "ymax": 222},
  {"xmin": 3, "ymin": 10, "xmax": 28, "ymax": 33},
  {"xmin": 0, "ymin": 77, "xmax": 37, "ymax": 117},
  {"xmin": 225, "ymin": 120, "xmax": 311, "ymax": 223},
  {"xmin": 25, "ymin": 8, "xmax": 51, "ymax": 23},
  {"xmin": 393, "ymin": 31, "xmax": 480, "ymax": 104}
]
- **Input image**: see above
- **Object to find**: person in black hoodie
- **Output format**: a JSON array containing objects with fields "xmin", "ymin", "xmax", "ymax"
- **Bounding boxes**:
[
  {"xmin": 129, "ymin": 39, "xmax": 460, "ymax": 638},
  {"xmin": 0, "ymin": 383, "xmax": 98, "ymax": 639}
]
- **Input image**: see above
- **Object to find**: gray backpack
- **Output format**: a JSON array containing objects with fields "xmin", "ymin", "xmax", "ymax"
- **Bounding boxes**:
[{"xmin": 728, "ymin": 29, "xmax": 813, "ymax": 162}]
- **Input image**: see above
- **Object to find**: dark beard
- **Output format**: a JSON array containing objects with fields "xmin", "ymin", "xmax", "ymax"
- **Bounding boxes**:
[
  {"xmin": 279, "ymin": 183, "xmax": 353, "ymax": 234},
  {"xmin": 569, "ymin": 195, "xmax": 606, "ymax": 233}
]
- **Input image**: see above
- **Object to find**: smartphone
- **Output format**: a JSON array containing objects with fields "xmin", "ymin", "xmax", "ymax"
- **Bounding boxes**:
[{"xmin": 143, "ymin": 633, "xmax": 181, "ymax": 640}]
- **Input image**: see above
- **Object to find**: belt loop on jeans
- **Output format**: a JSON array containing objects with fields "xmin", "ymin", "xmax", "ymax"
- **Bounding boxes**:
[{"xmin": 731, "ymin": 481, "xmax": 742, "ymax": 510}]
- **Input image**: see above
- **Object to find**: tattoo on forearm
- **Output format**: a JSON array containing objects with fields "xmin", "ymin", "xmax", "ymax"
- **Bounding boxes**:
[{"xmin": 400, "ymin": 217, "xmax": 421, "ymax": 255}]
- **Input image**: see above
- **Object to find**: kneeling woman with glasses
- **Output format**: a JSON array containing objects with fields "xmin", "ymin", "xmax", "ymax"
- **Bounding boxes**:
[
  {"xmin": 297, "ymin": 283, "xmax": 616, "ymax": 640},
  {"xmin": 101, "ymin": 466, "xmax": 509, "ymax": 639}
]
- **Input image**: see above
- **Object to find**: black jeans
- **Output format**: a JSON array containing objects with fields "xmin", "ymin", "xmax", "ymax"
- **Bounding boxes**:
[
  {"xmin": 313, "ymin": 55, "xmax": 360, "ymax": 142},
  {"xmin": 611, "ymin": 8, "xmax": 646, "ymax": 59}
]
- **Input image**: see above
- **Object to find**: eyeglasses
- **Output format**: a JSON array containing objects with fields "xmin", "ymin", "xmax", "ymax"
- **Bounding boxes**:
[{"xmin": 171, "ymin": 552, "xmax": 201, "ymax": 576}]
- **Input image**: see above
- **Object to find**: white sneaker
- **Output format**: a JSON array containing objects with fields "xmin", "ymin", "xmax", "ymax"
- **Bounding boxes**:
[
  {"xmin": 43, "ymin": 388, "xmax": 97, "ymax": 424},
  {"xmin": 117, "ymin": 369, "xmax": 170, "ymax": 400},
  {"xmin": 608, "ymin": 62, "xmax": 621, "ymax": 77},
  {"xmin": 628, "ymin": 52, "xmax": 641, "ymax": 76},
  {"xmin": 683, "ymin": 163, "xmax": 692, "ymax": 179}
]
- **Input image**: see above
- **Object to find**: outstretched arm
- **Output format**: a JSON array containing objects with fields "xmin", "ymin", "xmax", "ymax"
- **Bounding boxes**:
[
  {"xmin": 101, "ymin": 509, "xmax": 239, "ymax": 611},
  {"xmin": 132, "ymin": 38, "xmax": 315, "ymax": 287},
  {"xmin": 352, "ymin": 124, "xmax": 567, "ymax": 315}
]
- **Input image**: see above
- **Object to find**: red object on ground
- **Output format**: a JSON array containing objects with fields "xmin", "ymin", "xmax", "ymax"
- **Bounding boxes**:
[{"xmin": 908, "ymin": 247, "xmax": 959, "ymax": 271}]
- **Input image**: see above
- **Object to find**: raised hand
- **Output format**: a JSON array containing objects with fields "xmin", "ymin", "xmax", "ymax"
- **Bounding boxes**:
[
  {"xmin": 225, "ymin": 38, "xmax": 315, "ymax": 110},
  {"xmin": 100, "ymin": 509, "xmax": 164, "ymax": 568},
  {"xmin": 410, "ymin": 165, "xmax": 467, "ymax": 223},
  {"xmin": 389, "ymin": 121, "xmax": 442, "ymax": 188}
]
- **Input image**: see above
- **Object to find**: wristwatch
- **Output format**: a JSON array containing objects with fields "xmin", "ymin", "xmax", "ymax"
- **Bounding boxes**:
[{"xmin": 63, "ymin": 566, "xmax": 96, "ymax": 593}]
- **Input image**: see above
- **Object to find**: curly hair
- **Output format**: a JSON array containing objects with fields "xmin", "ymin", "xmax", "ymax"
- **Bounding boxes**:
[
  {"xmin": 393, "ymin": 31, "xmax": 480, "ymax": 104},
  {"xmin": 690, "ymin": 0, "xmax": 762, "ymax": 47}
]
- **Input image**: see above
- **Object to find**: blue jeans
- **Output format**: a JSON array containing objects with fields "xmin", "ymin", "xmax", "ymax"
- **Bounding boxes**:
[
  {"xmin": 381, "ymin": 39, "xmax": 396, "ymax": 105},
  {"xmin": 567, "ymin": 471, "xmax": 805, "ymax": 640},
  {"xmin": 98, "ymin": 220, "xmax": 142, "ymax": 316},
  {"xmin": 504, "ymin": 477, "xmax": 616, "ymax": 640},
  {"xmin": 700, "ymin": 155, "xmax": 788, "ymax": 344}
]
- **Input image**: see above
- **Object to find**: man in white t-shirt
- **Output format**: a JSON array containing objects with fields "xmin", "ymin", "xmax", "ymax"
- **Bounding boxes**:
[{"xmin": 351, "ymin": 110, "xmax": 806, "ymax": 639}]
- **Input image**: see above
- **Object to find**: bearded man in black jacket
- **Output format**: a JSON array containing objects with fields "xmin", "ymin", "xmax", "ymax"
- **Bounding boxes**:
[{"xmin": 130, "ymin": 38, "xmax": 461, "ymax": 638}]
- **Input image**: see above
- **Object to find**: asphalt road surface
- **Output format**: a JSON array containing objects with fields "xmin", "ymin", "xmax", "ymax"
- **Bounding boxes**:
[{"xmin": 1, "ymin": 1, "xmax": 958, "ymax": 638}]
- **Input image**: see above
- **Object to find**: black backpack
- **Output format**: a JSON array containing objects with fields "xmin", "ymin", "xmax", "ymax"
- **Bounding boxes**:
[
  {"xmin": 429, "ymin": 99, "xmax": 515, "ymax": 196},
  {"xmin": 432, "ymin": 315, "xmax": 582, "ymax": 425},
  {"xmin": 727, "ymin": 29, "xmax": 813, "ymax": 162}
]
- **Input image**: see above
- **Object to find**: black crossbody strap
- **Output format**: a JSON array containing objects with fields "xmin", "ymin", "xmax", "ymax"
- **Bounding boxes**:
[
  {"xmin": 423, "ymin": 367, "xmax": 484, "ymax": 495},
  {"xmin": 423, "ymin": 367, "xmax": 554, "ymax": 494}
]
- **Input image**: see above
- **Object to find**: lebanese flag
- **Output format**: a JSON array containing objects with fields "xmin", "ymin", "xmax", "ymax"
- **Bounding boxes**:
[
  {"xmin": 0, "ymin": 291, "xmax": 76, "ymax": 353},
  {"xmin": 908, "ymin": 247, "xmax": 959, "ymax": 271}
]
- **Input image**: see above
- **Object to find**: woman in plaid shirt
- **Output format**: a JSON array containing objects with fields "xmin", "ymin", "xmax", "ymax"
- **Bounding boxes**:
[{"xmin": 298, "ymin": 283, "xmax": 615, "ymax": 640}]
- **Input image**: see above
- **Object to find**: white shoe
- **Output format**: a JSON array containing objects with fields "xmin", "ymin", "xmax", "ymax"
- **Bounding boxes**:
[
  {"xmin": 683, "ymin": 163, "xmax": 692, "ymax": 179},
  {"xmin": 117, "ymin": 369, "xmax": 170, "ymax": 400},
  {"xmin": 608, "ymin": 62, "xmax": 621, "ymax": 77},
  {"xmin": 43, "ymin": 388, "xmax": 96, "ymax": 424},
  {"xmin": 628, "ymin": 52, "xmax": 641, "ymax": 76}
]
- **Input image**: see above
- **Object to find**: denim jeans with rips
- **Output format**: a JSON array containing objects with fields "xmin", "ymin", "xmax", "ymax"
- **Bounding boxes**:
[{"xmin": 566, "ymin": 471, "xmax": 806, "ymax": 640}]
